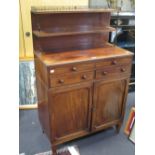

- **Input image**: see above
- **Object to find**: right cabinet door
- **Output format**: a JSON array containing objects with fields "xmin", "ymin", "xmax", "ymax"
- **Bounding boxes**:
[{"xmin": 92, "ymin": 79, "xmax": 129, "ymax": 131}]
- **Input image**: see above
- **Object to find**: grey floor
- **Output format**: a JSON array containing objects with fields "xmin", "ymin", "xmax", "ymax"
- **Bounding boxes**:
[{"xmin": 19, "ymin": 92, "xmax": 135, "ymax": 155}]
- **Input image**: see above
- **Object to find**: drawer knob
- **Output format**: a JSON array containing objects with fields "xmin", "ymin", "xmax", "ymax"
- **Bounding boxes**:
[
  {"xmin": 102, "ymin": 71, "xmax": 107, "ymax": 75},
  {"xmin": 59, "ymin": 79, "xmax": 64, "ymax": 84},
  {"xmin": 121, "ymin": 68, "xmax": 126, "ymax": 72},
  {"xmin": 112, "ymin": 60, "xmax": 117, "ymax": 65},
  {"xmin": 82, "ymin": 75, "xmax": 87, "ymax": 79},
  {"xmin": 72, "ymin": 67, "xmax": 77, "ymax": 71}
]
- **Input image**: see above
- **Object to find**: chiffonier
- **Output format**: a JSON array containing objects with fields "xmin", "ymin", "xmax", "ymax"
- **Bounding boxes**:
[{"xmin": 31, "ymin": 7, "xmax": 133, "ymax": 155}]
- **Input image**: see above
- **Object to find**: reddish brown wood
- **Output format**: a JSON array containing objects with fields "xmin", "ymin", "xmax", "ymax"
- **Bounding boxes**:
[
  {"xmin": 50, "ymin": 71, "xmax": 94, "ymax": 87},
  {"xmin": 34, "ymin": 44, "xmax": 132, "ymax": 66},
  {"xmin": 35, "ymin": 75, "xmax": 51, "ymax": 141},
  {"xmin": 92, "ymin": 79, "xmax": 128, "ymax": 131},
  {"xmin": 33, "ymin": 26, "xmax": 116, "ymax": 37},
  {"xmin": 95, "ymin": 64, "xmax": 132, "ymax": 81},
  {"xmin": 49, "ymin": 82, "xmax": 93, "ymax": 142},
  {"xmin": 31, "ymin": 8, "xmax": 133, "ymax": 153},
  {"xmin": 49, "ymin": 62, "xmax": 95, "ymax": 75}
]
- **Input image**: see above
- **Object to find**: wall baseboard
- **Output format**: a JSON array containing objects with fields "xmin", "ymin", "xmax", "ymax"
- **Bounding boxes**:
[{"xmin": 19, "ymin": 104, "xmax": 38, "ymax": 110}]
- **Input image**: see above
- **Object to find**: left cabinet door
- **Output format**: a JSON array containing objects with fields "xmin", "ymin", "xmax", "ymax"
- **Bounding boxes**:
[{"xmin": 49, "ymin": 82, "xmax": 93, "ymax": 143}]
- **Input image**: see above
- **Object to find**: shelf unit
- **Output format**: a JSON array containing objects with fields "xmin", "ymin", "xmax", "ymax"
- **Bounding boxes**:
[{"xmin": 31, "ymin": 7, "xmax": 116, "ymax": 53}]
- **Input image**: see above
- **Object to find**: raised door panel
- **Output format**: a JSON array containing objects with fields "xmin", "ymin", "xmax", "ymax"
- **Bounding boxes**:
[
  {"xmin": 92, "ymin": 79, "xmax": 128, "ymax": 131},
  {"xmin": 49, "ymin": 82, "xmax": 92, "ymax": 143}
]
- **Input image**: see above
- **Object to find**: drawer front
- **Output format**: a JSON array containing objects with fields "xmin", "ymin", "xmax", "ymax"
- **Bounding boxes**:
[
  {"xmin": 96, "ymin": 57, "xmax": 132, "ymax": 69},
  {"xmin": 50, "ymin": 71, "xmax": 94, "ymax": 87},
  {"xmin": 49, "ymin": 63, "xmax": 94, "ymax": 75},
  {"xmin": 96, "ymin": 65, "xmax": 131, "ymax": 81}
]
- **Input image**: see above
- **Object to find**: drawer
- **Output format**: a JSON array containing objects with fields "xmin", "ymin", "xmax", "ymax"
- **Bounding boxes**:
[
  {"xmin": 49, "ymin": 63, "xmax": 94, "ymax": 75},
  {"xmin": 96, "ymin": 65, "xmax": 131, "ymax": 81},
  {"xmin": 96, "ymin": 57, "xmax": 132, "ymax": 69},
  {"xmin": 50, "ymin": 71, "xmax": 94, "ymax": 87}
]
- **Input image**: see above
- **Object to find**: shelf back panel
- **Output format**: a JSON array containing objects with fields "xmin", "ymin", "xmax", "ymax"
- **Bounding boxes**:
[{"xmin": 33, "ymin": 33, "xmax": 109, "ymax": 52}]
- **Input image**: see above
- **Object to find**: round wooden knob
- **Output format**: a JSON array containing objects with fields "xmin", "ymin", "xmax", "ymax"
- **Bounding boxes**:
[
  {"xmin": 102, "ymin": 71, "xmax": 107, "ymax": 75},
  {"xmin": 72, "ymin": 67, "xmax": 77, "ymax": 71},
  {"xmin": 112, "ymin": 60, "xmax": 117, "ymax": 65},
  {"xmin": 59, "ymin": 79, "xmax": 64, "ymax": 83},
  {"xmin": 121, "ymin": 68, "xmax": 126, "ymax": 72},
  {"xmin": 82, "ymin": 75, "xmax": 87, "ymax": 79}
]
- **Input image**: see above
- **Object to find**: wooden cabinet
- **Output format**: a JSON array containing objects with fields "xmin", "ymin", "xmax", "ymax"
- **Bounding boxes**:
[{"xmin": 31, "ymin": 7, "xmax": 133, "ymax": 154}]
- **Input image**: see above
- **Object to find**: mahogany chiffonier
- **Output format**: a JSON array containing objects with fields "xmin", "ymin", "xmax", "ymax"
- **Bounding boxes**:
[{"xmin": 31, "ymin": 7, "xmax": 133, "ymax": 155}]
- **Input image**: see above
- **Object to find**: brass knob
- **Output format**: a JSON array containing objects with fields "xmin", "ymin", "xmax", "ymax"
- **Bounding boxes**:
[
  {"xmin": 121, "ymin": 68, "xmax": 126, "ymax": 72},
  {"xmin": 82, "ymin": 75, "xmax": 87, "ymax": 79},
  {"xmin": 72, "ymin": 67, "xmax": 77, "ymax": 71},
  {"xmin": 102, "ymin": 71, "xmax": 107, "ymax": 75},
  {"xmin": 59, "ymin": 79, "xmax": 64, "ymax": 84},
  {"xmin": 112, "ymin": 60, "xmax": 117, "ymax": 65}
]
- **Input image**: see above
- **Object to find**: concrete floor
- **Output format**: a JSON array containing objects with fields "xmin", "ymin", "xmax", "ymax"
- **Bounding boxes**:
[{"xmin": 19, "ymin": 92, "xmax": 135, "ymax": 155}]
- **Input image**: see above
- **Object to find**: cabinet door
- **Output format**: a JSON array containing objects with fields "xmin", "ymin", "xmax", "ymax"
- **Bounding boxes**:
[
  {"xmin": 92, "ymin": 79, "xmax": 129, "ymax": 131},
  {"xmin": 49, "ymin": 82, "xmax": 93, "ymax": 142}
]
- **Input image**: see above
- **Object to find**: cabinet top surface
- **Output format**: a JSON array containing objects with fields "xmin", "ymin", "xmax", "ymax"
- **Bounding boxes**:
[
  {"xmin": 31, "ymin": 6, "xmax": 115, "ymax": 14},
  {"xmin": 35, "ymin": 44, "xmax": 133, "ymax": 66}
]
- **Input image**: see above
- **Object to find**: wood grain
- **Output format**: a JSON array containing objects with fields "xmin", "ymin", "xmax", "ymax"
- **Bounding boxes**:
[
  {"xmin": 92, "ymin": 79, "xmax": 128, "ymax": 131},
  {"xmin": 35, "ymin": 44, "xmax": 133, "ymax": 66},
  {"xmin": 50, "ymin": 71, "xmax": 94, "ymax": 87},
  {"xmin": 49, "ymin": 82, "xmax": 93, "ymax": 142}
]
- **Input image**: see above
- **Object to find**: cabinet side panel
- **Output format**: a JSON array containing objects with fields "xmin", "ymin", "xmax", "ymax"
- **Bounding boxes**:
[
  {"xmin": 34, "ymin": 54, "xmax": 49, "ymax": 86},
  {"xmin": 36, "ymin": 74, "xmax": 51, "ymax": 140}
]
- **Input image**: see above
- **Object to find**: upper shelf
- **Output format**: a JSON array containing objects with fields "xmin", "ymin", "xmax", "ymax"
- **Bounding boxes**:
[
  {"xmin": 31, "ymin": 6, "xmax": 115, "ymax": 14},
  {"xmin": 33, "ymin": 26, "xmax": 116, "ymax": 38}
]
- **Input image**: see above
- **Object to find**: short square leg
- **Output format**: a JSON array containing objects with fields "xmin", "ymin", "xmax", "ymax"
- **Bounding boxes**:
[
  {"xmin": 52, "ymin": 145, "xmax": 57, "ymax": 155},
  {"xmin": 116, "ymin": 123, "xmax": 121, "ymax": 133}
]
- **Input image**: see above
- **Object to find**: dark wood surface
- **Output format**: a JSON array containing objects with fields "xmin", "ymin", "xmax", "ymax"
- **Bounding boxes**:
[
  {"xmin": 50, "ymin": 71, "xmax": 94, "ymax": 87},
  {"xmin": 31, "ymin": 11, "xmax": 112, "ymax": 53},
  {"xmin": 49, "ymin": 82, "xmax": 93, "ymax": 142},
  {"xmin": 35, "ymin": 43, "xmax": 132, "ymax": 66},
  {"xmin": 92, "ymin": 79, "xmax": 128, "ymax": 131},
  {"xmin": 32, "ymin": 8, "xmax": 133, "ymax": 155}
]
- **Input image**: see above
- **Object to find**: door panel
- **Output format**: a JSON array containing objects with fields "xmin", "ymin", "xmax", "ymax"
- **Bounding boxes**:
[
  {"xmin": 92, "ymin": 79, "xmax": 128, "ymax": 130},
  {"xmin": 49, "ymin": 83, "xmax": 92, "ymax": 141}
]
